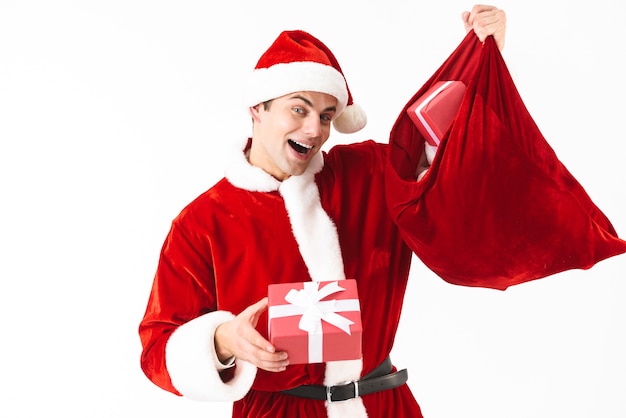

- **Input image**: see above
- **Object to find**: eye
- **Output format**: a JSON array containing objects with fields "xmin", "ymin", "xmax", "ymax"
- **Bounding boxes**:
[
  {"xmin": 320, "ymin": 113, "xmax": 332, "ymax": 123},
  {"xmin": 292, "ymin": 106, "xmax": 306, "ymax": 115}
]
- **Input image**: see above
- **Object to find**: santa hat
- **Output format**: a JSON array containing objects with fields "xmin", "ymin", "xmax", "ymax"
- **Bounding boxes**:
[{"xmin": 246, "ymin": 30, "xmax": 367, "ymax": 134}]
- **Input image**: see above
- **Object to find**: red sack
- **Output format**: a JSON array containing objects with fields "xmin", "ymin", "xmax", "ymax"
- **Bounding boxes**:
[{"xmin": 386, "ymin": 32, "xmax": 626, "ymax": 290}]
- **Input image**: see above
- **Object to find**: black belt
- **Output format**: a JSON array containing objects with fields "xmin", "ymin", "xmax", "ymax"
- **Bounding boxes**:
[{"xmin": 281, "ymin": 357, "xmax": 408, "ymax": 403}]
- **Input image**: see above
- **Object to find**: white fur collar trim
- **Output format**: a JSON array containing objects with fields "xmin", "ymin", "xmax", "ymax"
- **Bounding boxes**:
[
  {"xmin": 224, "ymin": 138, "xmax": 324, "ymax": 192},
  {"xmin": 224, "ymin": 139, "xmax": 365, "ymax": 416},
  {"xmin": 224, "ymin": 139, "xmax": 281, "ymax": 192},
  {"xmin": 278, "ymin": 169, "xmax": 344, "ymax": 282}
]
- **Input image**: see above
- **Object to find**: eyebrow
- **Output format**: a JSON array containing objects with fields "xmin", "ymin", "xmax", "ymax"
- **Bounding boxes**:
[{"xmin": 290, "ymin": 94, "xmax": 337, "ymax": 113}]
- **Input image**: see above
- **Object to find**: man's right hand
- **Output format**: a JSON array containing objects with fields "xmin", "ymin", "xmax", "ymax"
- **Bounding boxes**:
[{"xmin": 214, "ymin": 297, "xmax": 289, "ymax": 372}]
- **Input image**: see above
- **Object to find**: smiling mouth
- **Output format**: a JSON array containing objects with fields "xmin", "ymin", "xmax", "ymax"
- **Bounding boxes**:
[{"xmin": 288, "ymin": 139, "xmax": 314, "ymax": 155}]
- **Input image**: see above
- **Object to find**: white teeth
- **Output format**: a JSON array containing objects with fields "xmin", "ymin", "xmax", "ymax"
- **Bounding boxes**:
[{"xmin": 291, "ymin": 140, "xmax": 313, "ymax": 149}]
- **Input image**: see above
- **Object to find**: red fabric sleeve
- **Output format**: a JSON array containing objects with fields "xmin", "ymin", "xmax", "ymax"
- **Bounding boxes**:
[
  {"xmin": 138, "ymin": 216, "xmax": 217, "ymax": 395},
  {"xmin": 386, "ymin": 32, "xmax": 626, "ymax": 290}
]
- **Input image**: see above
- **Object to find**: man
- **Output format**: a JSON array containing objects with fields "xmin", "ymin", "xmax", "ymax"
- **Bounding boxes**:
[{"xmin": 139, "ymin": 5, "xmax": 507, "ymax": 417}]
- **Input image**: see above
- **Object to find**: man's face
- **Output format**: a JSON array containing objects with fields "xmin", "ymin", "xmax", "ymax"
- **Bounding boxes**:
[{"xmin": 249, "ymin": 91, "xmax": 337, "ymax": 181}]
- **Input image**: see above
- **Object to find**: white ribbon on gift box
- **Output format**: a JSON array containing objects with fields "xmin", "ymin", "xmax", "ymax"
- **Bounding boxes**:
[
  {"xmin": 415, "ymin": 80, "xmax": 454, "ymax": 146},
  {"xmin": 268, "ymin": 281, "xmax": 361, "ymax": 363}
]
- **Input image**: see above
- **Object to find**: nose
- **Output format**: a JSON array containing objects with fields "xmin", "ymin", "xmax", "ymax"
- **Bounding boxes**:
[{"xmin": 302, "ymin": 114, "xmax": 322, "ymax": 138}]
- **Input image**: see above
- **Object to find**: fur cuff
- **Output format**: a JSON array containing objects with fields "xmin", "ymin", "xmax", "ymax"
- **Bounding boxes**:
[{"xmin": 165, "ymin": 311, "xmax": 257, "ymax": 401}]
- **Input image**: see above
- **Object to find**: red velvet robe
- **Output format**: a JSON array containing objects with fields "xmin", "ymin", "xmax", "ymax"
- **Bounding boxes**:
[{"xmin": 140, "ymin": 140, "xmax": 430, "ymax": 417}]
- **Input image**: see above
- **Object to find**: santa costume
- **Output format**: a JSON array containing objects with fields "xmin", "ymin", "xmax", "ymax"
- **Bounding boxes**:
[{"xmin": 139, "ymin": 30, "xmax": 626, "ymax": 418}]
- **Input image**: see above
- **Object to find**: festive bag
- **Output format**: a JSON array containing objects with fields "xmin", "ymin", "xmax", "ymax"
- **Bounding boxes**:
[
  {"xmin": 407, "ymin": 80, "xmax": 466, "ymax": 146},
  {"xmin": 267, "ymin": 279, "xmax": 362, "ymax": 365},
  {"xmin": 386, "ymin": 32, "xmax": 626, "ymax": 290}
]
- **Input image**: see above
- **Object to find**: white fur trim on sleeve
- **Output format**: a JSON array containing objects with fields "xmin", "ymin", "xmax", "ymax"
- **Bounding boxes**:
[{"xmin": 165, "ymin": 310, "xmax": 258, "ymax": 401}]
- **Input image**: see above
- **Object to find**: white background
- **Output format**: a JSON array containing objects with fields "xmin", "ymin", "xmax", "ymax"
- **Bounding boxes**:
[{"xmin": 1, "ymin": 1, "xmax": 625, "ymax": 417}]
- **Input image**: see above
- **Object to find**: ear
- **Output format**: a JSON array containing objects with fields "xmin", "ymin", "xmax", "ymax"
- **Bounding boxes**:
[{"xmin": 249, "ymin": 104, "xmax": 262, "ymax": 123}]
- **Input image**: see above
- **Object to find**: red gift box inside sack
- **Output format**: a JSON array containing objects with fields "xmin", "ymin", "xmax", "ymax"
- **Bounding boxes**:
[
  {"xmin": 407, "ymin": 80, "xmax": 466, "ymax": 146},
  {"xmin": 267, "ymin": 279, "xmax": 362, "ymax": 365}
]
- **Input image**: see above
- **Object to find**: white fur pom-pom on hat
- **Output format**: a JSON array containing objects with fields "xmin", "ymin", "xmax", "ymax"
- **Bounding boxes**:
[
  {"xmin": 333, "ymin": 102, "xmax": 367, "ymax": 134},
  {"xmin": 246, "ymin": 30, "xmax": 367, "ymax": 134}
]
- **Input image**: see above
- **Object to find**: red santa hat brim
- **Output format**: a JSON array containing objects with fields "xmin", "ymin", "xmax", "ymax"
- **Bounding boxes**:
[{"xmin": 246, "ymin": 61, "xmax": 349, "ymax": 116}]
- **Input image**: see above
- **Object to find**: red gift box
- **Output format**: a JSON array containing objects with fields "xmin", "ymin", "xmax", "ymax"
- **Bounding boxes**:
[
  {"xmin": 407, "ymin": 80, "xmax": 466, "ymax": 146},
  {"xmin": 267, "ymin": 279, "xmax": 362, "ymax": 365}
]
